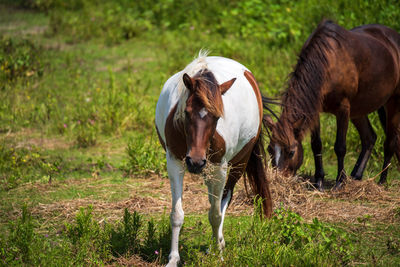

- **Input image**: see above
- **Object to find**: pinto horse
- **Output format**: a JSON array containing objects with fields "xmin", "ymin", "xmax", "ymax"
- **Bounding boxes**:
[
  {"xmin": 155, "ymin": 53, "xmax": 273, "ymax": 266},
  {"xmin": 265, "ymin": 20, "xmax": 400, "ymax": 190}
]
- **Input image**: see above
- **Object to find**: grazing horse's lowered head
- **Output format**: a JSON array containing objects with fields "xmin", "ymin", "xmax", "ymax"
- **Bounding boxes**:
[
  {"xmin": 180, "ymin": 71, "xmax": 235, "ymax": 174},
  {"xmin": 264, "ymin": 114, "xmax": 304, "ymax": 176}
]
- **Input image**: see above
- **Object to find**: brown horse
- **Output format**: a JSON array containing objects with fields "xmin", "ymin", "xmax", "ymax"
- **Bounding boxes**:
[
  {"xmin": 155, "ymin": 53, "xmax": 273, "ymax": 266},
  {"xmin": 265, "ymin": 20, "xmax": 400, "ymax": 190}
]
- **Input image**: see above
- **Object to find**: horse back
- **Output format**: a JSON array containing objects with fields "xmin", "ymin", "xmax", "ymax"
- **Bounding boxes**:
[
  {"xmin": 323, "ymin": 24, "xmax": 400, "ymax": 116},
  {"xmin": 351, "ymin": 24, "xmax": 400, "ymax": 75}
]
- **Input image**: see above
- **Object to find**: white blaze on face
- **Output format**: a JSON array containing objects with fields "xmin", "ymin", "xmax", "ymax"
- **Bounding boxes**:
[
  {"xmin": 199, "ymin": 107, "xmax": 208, "ymax": 119},
  {"xmin": 274, "ymin": 144, "xmax": 282, "ymax": 166}
]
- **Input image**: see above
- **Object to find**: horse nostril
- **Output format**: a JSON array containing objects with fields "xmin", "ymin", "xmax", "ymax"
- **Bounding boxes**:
[
  {"xmin": 200, "ymin": 159, "xmax": 206, "ymax": 168},
  {"xmin": 185, "ymin": 156, "xmax": 193, "ymax": 167}
]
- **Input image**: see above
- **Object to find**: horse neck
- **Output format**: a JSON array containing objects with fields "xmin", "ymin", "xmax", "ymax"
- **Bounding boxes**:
[{"xmin": 280, "ymin": 84, "xmax": 322, "ymax": 139}]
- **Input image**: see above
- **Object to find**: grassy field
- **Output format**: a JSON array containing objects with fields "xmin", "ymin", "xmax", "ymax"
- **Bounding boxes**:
[{"xmin": 1, "ymin": 1, "xmax": 400, "ymax": 266}]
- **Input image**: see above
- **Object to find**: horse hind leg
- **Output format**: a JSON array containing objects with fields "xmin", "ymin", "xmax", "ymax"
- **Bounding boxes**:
[
  {"xmin": 350, "ymin": 116, "xmax": 377, "ymax": 180},
  {"xmin": 377, "ymin": 106, "xmax": 400, "ymax": 172},
  {"xmin": 217, "ymin": 163, "xmax": 248, "ymax": 249},
  {"xmin": 379, "ymin": 100, "xmax": 400, "ymax": 184},
  {"xmin": 334, "ymin": 101, "xmax": 350, "ymax": 188}
]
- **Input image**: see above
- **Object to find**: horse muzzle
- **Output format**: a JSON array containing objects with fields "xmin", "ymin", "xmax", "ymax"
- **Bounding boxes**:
[{"xmin": 185, "ymin": 156, "xmax": 206, "ymax": 174}]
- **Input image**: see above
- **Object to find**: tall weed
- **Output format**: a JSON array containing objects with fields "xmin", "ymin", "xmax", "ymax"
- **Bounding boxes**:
[{"xmin": 65, "ymin": 206, "xmax": 111, "ymax": 265}]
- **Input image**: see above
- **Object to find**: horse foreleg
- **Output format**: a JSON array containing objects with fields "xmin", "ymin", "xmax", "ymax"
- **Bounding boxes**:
[
  {"xmin": 334, "ymin": 103, "xmax": 350, "ymax": 188},
  {"xmin": 166, "ymin": 151, "xmax": 185, "ymax": 267},
  {"xmin": 205, "ymin": 163, "xmax": 228, "ymax": 251},
  {"xmin": 311, "ymin": 119, "xmax": 325, "ymax": 190},
  {"xmin": 350, "ymin": 116, "xmax": 377, "ymax": 180}
]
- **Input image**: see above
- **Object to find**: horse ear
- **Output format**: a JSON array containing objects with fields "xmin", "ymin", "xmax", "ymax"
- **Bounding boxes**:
[
  {"xmin": 220, "ymin": 78, "xmax": 236, "ymax": 95},
  {"xmin": 263, "ymin": 114, "xmax": 275, "ymax": 130},
  {"xmin": 183, "ymin": 73, "xmax": 194, "ymax": 92}
]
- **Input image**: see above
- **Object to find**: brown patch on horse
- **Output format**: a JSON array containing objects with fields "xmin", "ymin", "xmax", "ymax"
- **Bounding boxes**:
[
  {"xmin": 209, "ymin": 131, "xmax": 226, "ymax": 163},
  {"xmin": 165, "ymin": 104, "xmax": 187, "ymax": 160},
  {"xmin": 244, "ymin": 70, "xmax": 263, "ymax": 120}
]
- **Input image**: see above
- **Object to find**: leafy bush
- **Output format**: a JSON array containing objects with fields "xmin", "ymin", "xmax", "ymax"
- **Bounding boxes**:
[
  {"xmin": 3, "ymin": 205, "xmax": 35, "ymax": 264},
  {"xmin": 0, "ymin": 142, "xmax": 63, "ymax": 190},
  {"xmin": 110, "ymin": 209, "xmax": 142, "ymax": 256},
  {"xmin": 65, "ymin": 206, "xmax": 111, "ymax": 265},
  {"xmin": 0, "ymin": 205, "xmax": 69, "ymax": 266},
  {"xmin": 0, "ymin": 37, "xmax": 43, "ymax": 86},
  {"xmin": 124, "ymin": 132, "xmax": 167, "ymax": 177},
  {"xmin": 28, "ymin": 0, "xmax": 400, "ymax": 47}
]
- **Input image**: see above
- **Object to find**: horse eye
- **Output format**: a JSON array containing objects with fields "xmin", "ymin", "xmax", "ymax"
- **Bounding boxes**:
[
  {"xmin": 288, "ymin": 150, "xmax": 295, "ymax": 158},
  {"xmin": 267, "ymin": 145, "xmax": 274, "ymax": 154}
]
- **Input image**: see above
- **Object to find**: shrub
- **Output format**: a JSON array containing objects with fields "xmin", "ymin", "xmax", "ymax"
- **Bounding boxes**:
[
  {"xmin": 110, "ymin": 209, "xmax": 142, "ymax": 256},
  {"xmin": 124, "ymin": 132, "xmax": 167, "ymax": 177},
  {"xmin": 0, "ymin": 142, "xmax": 63, "ymax": 190},
  {"xmin": 0, "ymin": 37, "xmax": 43, "ymax": 87},
  {"xmin": 65, "ymin": 206, "xmax": 111, "ymax": 265}
]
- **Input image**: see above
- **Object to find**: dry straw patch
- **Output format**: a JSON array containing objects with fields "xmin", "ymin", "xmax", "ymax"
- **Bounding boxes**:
[
  {"xmin": 29, "ymin": 164, "xmax": 400, "ymax": 226},
  {"xmin": 108, "ymin": 254, "xmax": 160, "ymax": 267},
  {"xmin": 257, "ymin": 167, "xmax": 400, "ymax": 223}
]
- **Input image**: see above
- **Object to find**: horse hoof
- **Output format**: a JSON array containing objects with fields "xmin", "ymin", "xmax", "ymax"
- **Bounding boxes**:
[
  {"xmin": 166, "ymin": 259, "xmax": 179, "ymax": 267},
  {"xmin": 166, "ymin": 253, "xmax": 180, "ymax": 267},
  {"xmin": 313, "ymin": 180, "xmax": 324, "ymax": 191},
  {"xmin": 333, "ymin": 182, "xmax": 343, "ymax": 191}
]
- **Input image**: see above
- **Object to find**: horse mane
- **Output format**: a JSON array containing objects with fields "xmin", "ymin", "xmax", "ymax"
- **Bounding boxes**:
[
  {"xmin": 280, "ymin": 20, "xmax": 346, "ymax": 138},
  {"xmin": 174, "ymin": 50, "xmax": 224, "ymax": 125},
  {"xmin": 192, "ymin": 71, "xmax": 224, "ymax": 117}
]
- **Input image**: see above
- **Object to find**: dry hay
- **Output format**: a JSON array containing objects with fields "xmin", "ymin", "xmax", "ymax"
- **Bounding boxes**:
[
  {"xmin": 29, "ymin": 164, "xmax": 400, "ymax": 226},
  {"xmin": 256, "ymin": 167, "xmax": 400, "ymax": 223},
  {"xmin": 329, "ymin": 176, "xmax": 393, "ymax": 201},
  {"xmin": 108, "ymin": 255, "xmax": 160, "ymax": 267}
]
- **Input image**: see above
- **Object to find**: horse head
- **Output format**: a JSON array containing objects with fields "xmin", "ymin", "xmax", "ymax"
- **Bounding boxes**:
[
  {"xmin": 182, "ymin": 71, "xmax": 235, "ymax": 173},
  {"xmin": 264, "ymin": 115, "xmax": 304, "ymax": 175}
]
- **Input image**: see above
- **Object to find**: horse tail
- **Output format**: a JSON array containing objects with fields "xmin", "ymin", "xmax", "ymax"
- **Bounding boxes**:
[{"xmin": 245, "ymin": 131, "xmax": 273, "ymax": 218}]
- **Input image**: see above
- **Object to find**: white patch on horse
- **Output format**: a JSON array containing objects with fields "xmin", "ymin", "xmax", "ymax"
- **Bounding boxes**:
[
  {"xmin": 275, "ymin": 144, "xmax": 282, "ymax": 166},
  {"xmin": 199, "ymin": 107, "xmax": 208, "ymax": 118}
]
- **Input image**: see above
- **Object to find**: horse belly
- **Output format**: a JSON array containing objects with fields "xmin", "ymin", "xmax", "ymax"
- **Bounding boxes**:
[{"xmin": 349, "ymin": 92, "xmax": 391, "ymax": 118}]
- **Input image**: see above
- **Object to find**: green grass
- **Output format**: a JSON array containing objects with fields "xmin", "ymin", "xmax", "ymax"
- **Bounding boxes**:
[{"xmin": 1, "ymin": 1, "xmax": 400, "ymax": 266}]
